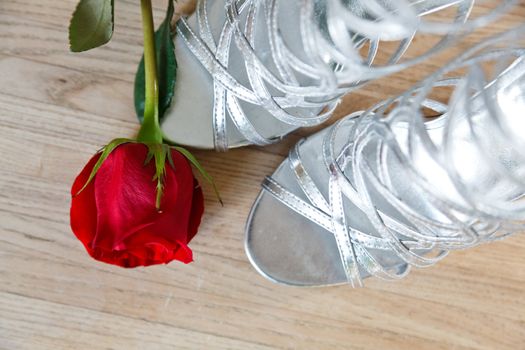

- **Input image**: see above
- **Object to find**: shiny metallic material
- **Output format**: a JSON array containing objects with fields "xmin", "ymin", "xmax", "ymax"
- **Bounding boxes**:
[
  {"xmin": 246, "ymin": 26, "xmax": 525, "ymax": 287},
  {"xmin": 170, "ymin": 0, "xmax": 515, "ymax": 150}
]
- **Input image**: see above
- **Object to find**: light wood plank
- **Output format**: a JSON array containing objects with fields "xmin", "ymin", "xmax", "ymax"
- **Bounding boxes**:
[{"xmin": 0, "ymin": 0, "xmax": 524, "ymax": 349}]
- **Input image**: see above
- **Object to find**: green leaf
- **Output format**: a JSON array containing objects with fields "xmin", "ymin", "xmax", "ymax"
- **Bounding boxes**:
[
  {"xmin": 134, "ymin": 0, "xmax": 177, "ymax": 123},
  {"xmin": 75, "ymin": 138, "xmax": 133, "ymax": 196},
  {"xmin": 69, "ymin": 0, "xmax": 115, "ymax": 52},
  {"xmin": 173, "ymin": 146, "xmax": 223, "ymax": 206}
]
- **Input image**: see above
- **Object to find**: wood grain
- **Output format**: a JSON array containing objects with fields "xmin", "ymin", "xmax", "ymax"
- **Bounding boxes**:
[{"xmin": 1, "ymin": 1, "xmax": 524, "ymax": 349}]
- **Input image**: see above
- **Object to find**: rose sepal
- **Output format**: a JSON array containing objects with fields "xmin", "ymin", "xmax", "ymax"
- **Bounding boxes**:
[
  {"xmin": 172, "ymin": 146, "xmax": 223, "ymax": 206},
  {"xmin": 75, "ymin": 139, "xmax": 222, "ymax": 209}
]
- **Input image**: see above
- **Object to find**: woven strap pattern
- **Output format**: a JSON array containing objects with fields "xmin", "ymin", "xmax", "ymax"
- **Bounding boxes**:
[
  {"xmin": 262, "ymin": 30, "xmax": 525, "ymax": 285},
  {"xmin": 175, "ymin": 0, "xmax": 513, "ymax": 150}
]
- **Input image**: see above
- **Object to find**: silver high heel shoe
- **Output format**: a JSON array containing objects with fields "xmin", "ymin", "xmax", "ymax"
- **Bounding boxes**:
[
  {"xmin": 245, "ymin": 26, "xmax": 525, "ymax": 287},
  {"xmin": 162, "ymin": 0, "xmax": 514, "ymax": 150}
]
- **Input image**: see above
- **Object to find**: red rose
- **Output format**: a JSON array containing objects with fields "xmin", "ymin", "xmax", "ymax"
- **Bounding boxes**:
[{"xmin": 70, "ymin": 143, "xmax": 204, "ymax": 268}]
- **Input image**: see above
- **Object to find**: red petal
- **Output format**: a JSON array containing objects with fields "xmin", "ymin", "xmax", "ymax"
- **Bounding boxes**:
[
  {"xmin": 92, "ymin": 143, "xmax": 158, "ymax": 251},
  {"xmin": 70, "ymin": 154, "xmax": 101, "ymax": 249},
  {"xmin": 171, "ymin": 241, "xmax": 193, "ymax": 263},
  {"xmin": 148, "ymin": 149, "xmax": 199, "ymax": 244},
  {"xmin": 71, "ymin": 144, "xmax": 204, "ymax": 268},
  {"xmin": 187, "ymin": 178, "xmax": 204, "ymax": 242}
]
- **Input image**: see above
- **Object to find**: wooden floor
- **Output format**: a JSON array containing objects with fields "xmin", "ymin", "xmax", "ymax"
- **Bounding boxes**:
[{"xmin": 1, "ymin": 1, "xmax": 524, "ymax": 349}]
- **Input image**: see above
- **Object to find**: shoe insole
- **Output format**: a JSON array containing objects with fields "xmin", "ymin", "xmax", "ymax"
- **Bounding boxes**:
[{"xmin": 245, "ymin": 118, "xmax": 417, "ymax": 286}]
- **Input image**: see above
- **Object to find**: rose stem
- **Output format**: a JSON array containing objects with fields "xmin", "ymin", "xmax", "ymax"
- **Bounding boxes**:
[{"xmin": 137, "ymin": 0, "xmax": 163, "ymax": 144}]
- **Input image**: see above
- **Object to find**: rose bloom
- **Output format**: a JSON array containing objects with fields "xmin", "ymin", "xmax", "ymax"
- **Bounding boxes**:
[{"xmin": 70, "ymin": 143, "xmax": 204, "ymax": 267}]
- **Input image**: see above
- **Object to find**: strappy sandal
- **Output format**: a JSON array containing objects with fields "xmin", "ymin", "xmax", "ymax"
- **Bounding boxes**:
[
  {"xmin": 245, "ymin": 27, "xmax": 525, "ymax": 286},
  {"xmin": 162, "ymin": 0, "xmax": 510, "ymax": 150}
]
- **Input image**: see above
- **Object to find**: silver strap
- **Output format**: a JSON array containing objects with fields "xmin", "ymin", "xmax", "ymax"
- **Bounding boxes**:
[
  {"xmin": 261, "ymin": 129, "xmax": 433, "ymax": 286},
  {"xmin": 175, "ymin": 0, "xmax": 512, "ymax": 150}
]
